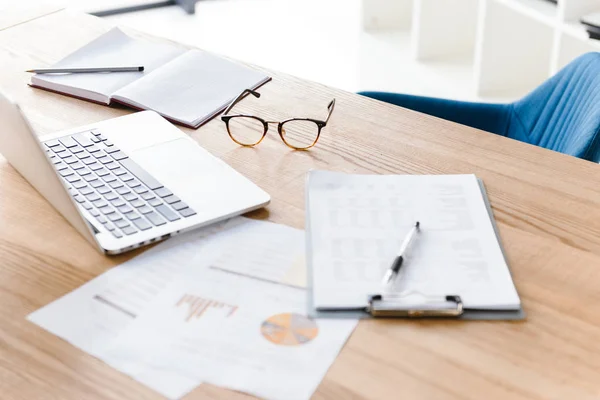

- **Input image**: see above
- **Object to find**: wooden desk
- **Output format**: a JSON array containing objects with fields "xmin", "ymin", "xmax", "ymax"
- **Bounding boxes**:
[{"xmin": 1, "ymin": 8, "xmax": 600, "ymax": 400}]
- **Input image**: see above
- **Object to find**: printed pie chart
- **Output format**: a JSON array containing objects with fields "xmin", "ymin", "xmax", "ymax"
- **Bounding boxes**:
[{"xmin": 260, "ymin": 313, "xmax": 319, "ymax": 346}]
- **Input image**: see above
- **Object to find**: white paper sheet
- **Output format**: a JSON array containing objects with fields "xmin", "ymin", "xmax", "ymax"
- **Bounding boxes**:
[
  {"xmin": 307, "ymin": 171, "xmax": 521, "ymax": 310},
  {"xmin": 104, "ymin": 268, "xmax": 356, "ymax": 400},
  {"xmin": 28, "ymin": 217, "xmax": 355, "ymax": 399},
  {"xmin": 112, "ymin": 49, "xmax": 270, "ymax": 126},
  {"xmin": 27, "ymin": 218, "xmax": 236, "ymax": 355},
  {"xmin": 31, "ymin": 28, "xmax": 186, "ymax": 103}
]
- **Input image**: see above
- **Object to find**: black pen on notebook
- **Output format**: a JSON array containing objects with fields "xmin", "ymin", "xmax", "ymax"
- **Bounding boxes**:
[
  {"xmin": 26, "ymin": 66, "xmax": 145, "ymax": 74},
  {"xmin": 381, "ymin": 221, "xmax": 420, "ymax": 285}
]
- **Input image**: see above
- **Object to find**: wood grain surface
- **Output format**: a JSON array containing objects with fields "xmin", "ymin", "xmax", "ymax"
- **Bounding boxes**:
[{"xmin": 1, "ymin": 7, "xmax": 600, "ymax": 400}]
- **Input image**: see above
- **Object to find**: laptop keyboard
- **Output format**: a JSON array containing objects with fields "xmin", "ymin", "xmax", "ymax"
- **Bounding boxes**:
[{"xmin": 44, "ymin": 130, "xmax": 196, "ymax": 239}]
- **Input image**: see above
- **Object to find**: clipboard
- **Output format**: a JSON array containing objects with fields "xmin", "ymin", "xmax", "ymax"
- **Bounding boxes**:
[{"xmin": 306, "ymin": 178, "xmax": 525, "ymax": 320}]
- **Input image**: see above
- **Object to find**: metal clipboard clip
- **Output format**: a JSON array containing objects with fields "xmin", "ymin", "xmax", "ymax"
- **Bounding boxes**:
[{"xmin": 366, "ymin": 291, "xmax": 464, "ymax": 318}]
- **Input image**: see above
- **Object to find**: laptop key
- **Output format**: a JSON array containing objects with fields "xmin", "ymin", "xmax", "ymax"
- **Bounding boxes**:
[
  {"xmin": 118, "ymin": 204, "xmax": 134, "ymax": 214},
  {"xmin": 44, "ymin": 139, "xmax": 61, "ymax": 147},
  {"xmin": 83, "ymin": 174, "xmax": 98, "ymax": 182},
  {"xmin": 110, "ymin": 151, "xmax": 128, "ymax": 161},
  {"xmin": 71, "ymin": 161, "xmax": 85, "ymax": 170},
  {"xmin": 170, "ymin": 201, "xmax": 188, "ymax": 211},
  {"xmin": 148, "ymin": 198, "xmax": 162, "ymax": 207},
  {"xmin": 85, "ymin": 192, "xmax": 101, "ymax": 202},
  {"xmin": 109, "ymin": 181, "xmax": 124, "ymax": 189},
  {"xmin": 64, "ymin": 156, "xmax": 79, "ymax": 164},
  {"xmin": 59, "ymin": 137, "xmax": 78, "ymax": 148},
  {"xmin": 73, "ymin": 194, "xmax": 85, "ymax": 204},
  {"xmin": 122, "ymin": 226, "xmax": 138, "ymax": 235},
  {"xmin": 54, "ymin": 161, "xmax": 67, "ymax": 170},
  {"xmin": 53, "ymin": 159, "xmax": 65, "ymax": 167},
  {"xmin": 104, "ymin": 191, "xmax": 118, "ymax": 201},
  {"xmin": 113, "ymin": 167, "xmax": 127, "ymax": 176},
  {"xmin": 116, "ymin": 187, "xmax": 131, "ymax": 195},
  {"xmin": 97, "ymin": 134, "xmax": 108, "ymax": 141},
  {"xmin": 123, "ymin": 193, "xmax": 137, "ymax": 202},
  {"xmin": 104, "ymin": 222, "xmax": 116, "ymax": 231},
  {"xmin": 65, "ymin": 175, "xmax": 81, "ymax": 183},
  {"xmin": 179, "ymin": 208, "xmax": 197, "ymax": 218},
  {"xmin": 91, "ymin": 136, "xmax": 101, "ymax": 144},
  {"xmin": 146, "ymin": 211, "xmax": 166, "ymax": 226},
  {"xmin": 92, "ymin": 198, "xmax": 108, "ymax": 208},
  {"xmin": 163, "ymin": 195, "xmax": 180, "ymax": 205},
  {"xmin": 130, "ymin": 199, "xmax": 145, "ymax": 208},
  {"xmin": 110, "ymin": 198, "xmax": 126, "ymax": 207},
  {"xmin": 93, "ymin": 150, "xmax": 107, "ymax": 159},
  {"xmin": 88, "ymin": 162, "xmax": 103, "ymax": 171},
  {"xmin": 97, "ymin": 215, "xmax": 107, "ymax": 224},
  {"xmin": 51, "ymin": 144, "xmax": 67, "ymax": 153},
  {"xmin": 59, "ymin": 168, "xmax": 74, "ymax": 177},
  {"xmin": 132, "ymin": 217, "xmax": 152, "ymax": 231},
  {"xmin": 83, "ymin": 157, "xmax": 97, "ymax": 165},
  {"xmin": 112, "ymin": 230, "xmax": 123, "ymax": 238},
  {"xmin": 69, "ymin": 145, "xmax": 84, "ymax": 154},
  {"xmin": 155, "ymin": 204, "xmax": 180, "ymax": 222},
  {"xmin": 97, "ymin": 186, "xmax": 111, "ymax": 195},
  {"xmin": 80, "ymin": 186, "xmax": 94, "ymax": 196},
  {"xmin": 115, "ymin": 219, "xmax": 130, "ymax": 229},
  {"xmin": 72, "ymin": 132, "xmax": 95, "ymax": 147},
  {"xmin": 108, "ymin": 213, "xmax": 123, "ymax": 222},
  {"xmin": 134, "ymin": 186, "xmax": 148, "ymax": 195},
  {"xmin": 87, "ymin": 144, "xmax": 101, "ymax": 153},
  {"xmin": 72, "ymin": 181, "xmax": 87, "ymax": 190},
  {"xmin": 75, "ymin": 152, "xmax": 91, "ymax": 160},
  {"xmin": 77, "ymin": 167, "xmax": 92, "ymax": 176},
  {"xmin": 119, "ymin": 158, "xmax": 164, "ymax": 190},
  {"xmin": 105, "ymin": 161, "xmax": 120, "ymax": 170},
  {"xmin": 81, "ymin": 201, "xmax": 93, "ymax": 210},
  {"xmin": 138, "ymin": 205, "xmax": 153, "ymax": 214},
  {"xmin": 96, "ymin": 168, "xmax": 110, "ymax": 177},
  {"xmin": 99, "ymin": 205, "xmax": 116, "ymax": 215},
  {"xmin": 104, "ymin": 140, "xmax": 114, "ymax": 147},
  {"xmin": 90, "ymin": 209, "xmax": 100, "ymax": 217},
  {"xmin": 141, "ymin": 192, "xmax": 155, "ymax": 201},
  {"xmin": 124, "ymin": 211, "xmax": 141, "ymax": 221},
  {"xmin": 121, "ymin": 173, "xmax": 134, "ymax": 182},
  {"xmin": 90, "ymin": 180, "xmax": 104, "ymax": 188},
  {"xmin": 99, "ymin": 156, "xmax": 113, "ymax": 165},
  {"xmin": 154, "ymin": 187, "xmax": 172, "ymax": 198},
  {"xmin": 126, "ymin": 179, "xmax": 141, "ymax": 188},
  {"xmin": 104, "ymin": 145, "xmax": 120, "ymax": 154}
]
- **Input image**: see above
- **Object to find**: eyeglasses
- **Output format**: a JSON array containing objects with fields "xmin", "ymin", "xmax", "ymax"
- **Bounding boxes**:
[{"xmin": 221, "ymin": 89, "xmax": 335, "ymax": 150}]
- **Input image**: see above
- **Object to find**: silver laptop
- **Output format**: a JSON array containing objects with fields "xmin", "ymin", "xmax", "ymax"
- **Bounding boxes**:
[{"xmin": 0, "ymin": 92, "xmax": 270, "ymax": 254}]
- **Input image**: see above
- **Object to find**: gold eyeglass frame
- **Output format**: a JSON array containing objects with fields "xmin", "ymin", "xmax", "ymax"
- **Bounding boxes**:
[{"xmin": 221, "ymin": 89, "xmax": 336, "ymax": 150}]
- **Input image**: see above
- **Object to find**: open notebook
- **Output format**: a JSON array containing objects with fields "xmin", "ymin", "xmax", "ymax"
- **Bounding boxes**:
[
  {"xmin": 306, "ymin": 171, "xmax": 523, "ymax": 320},
  {"xmin": 30, "ymin": 28, "xmax": 271, "ymax": 128}
]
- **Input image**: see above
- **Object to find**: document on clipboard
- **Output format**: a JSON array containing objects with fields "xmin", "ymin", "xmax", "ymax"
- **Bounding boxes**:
[{"xmin": 305, "ymin": 170, "xmax": 523, "ymax": 320}]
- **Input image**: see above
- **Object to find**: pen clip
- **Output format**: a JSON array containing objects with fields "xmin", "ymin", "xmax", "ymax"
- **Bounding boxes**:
[{"xmin": 366, "ymin": 292, "xmax": 463, "ymax": 318}]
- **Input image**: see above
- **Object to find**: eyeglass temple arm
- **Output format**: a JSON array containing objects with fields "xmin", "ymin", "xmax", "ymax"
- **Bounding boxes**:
[
  {"xmin": 223, "ymin": 89, "xmax": 261, "ymax": 115},
  {"xmin": 324, "ymin": 99, "xmax": 336, "ymax": 124}
]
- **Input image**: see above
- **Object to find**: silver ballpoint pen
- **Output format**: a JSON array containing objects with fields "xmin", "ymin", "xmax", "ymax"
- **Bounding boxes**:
[
  {"xmin": 26, "ymin": 66, "xmax": 144, "ymax": 74},
  {"xmin": 381, "ymin": 221, "xmax": 420, "ymax": 285}
]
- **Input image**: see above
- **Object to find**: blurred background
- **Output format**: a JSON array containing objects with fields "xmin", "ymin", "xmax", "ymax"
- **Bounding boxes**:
[{"xmin": 23, "ymin": 0, "xmax": 600, "ymax": 102}]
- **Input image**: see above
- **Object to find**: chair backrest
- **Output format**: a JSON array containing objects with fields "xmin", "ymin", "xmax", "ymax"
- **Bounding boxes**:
[{"xmin": 510, "ymin": 52, "xmax": 600, "ymax": 162}]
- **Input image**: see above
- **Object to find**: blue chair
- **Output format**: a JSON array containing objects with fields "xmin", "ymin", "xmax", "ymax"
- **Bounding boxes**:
[{"xmin": 359, "ymin": 52, "xmax": 600, "ymax": 162}]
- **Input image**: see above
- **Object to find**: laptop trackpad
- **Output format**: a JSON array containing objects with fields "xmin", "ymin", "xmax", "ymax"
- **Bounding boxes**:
[{"xmin": 130, "ymin": 138, "xmax": 246, "ymax": 215}]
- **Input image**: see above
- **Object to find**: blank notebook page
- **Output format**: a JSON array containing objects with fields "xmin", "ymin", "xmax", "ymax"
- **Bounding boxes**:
[
  {"xmin": 307, "ymin": 171, "xmax": 521, "ymax": 311},
  {"xmin": 31, "ymin": 28, "xmax": 186, "ymax": 103},
  {"xmin": 112, "ymin": 50, "xmax": 270, "ymax": 127}
]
